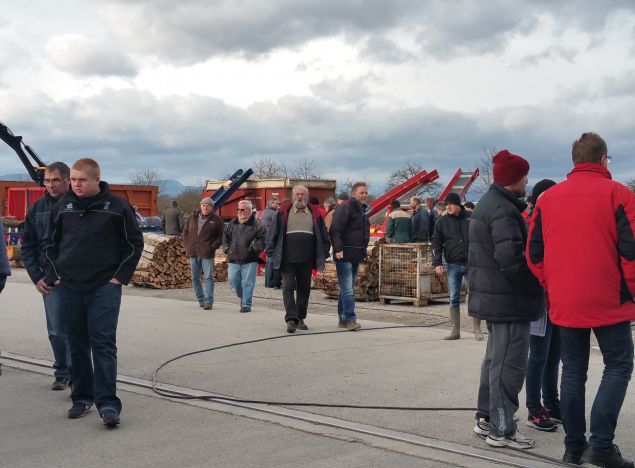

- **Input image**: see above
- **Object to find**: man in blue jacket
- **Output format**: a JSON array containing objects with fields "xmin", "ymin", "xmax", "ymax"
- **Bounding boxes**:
[
  {"xmin": 44, "ymin": 158, "xmax": 143, "ymax": 427},
  {"xmin": 22, "ymin": 162, "xmax": 73, "ymax": 391}
]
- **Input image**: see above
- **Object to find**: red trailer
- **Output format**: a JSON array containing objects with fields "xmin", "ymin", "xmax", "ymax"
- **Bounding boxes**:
[{"xmin": 203, "ymin": 178, "xmax": 337, "ymax": 220}]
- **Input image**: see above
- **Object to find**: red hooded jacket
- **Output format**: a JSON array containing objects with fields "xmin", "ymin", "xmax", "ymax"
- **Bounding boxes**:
[{"xmin": 527, "ymin": 163, "xmax": 635, "ymax": 327}]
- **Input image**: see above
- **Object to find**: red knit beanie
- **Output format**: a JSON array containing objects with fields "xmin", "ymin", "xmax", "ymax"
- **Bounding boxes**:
[{"xmin": 493, "ymin": 150, "xmax": 530, "ymax": 186}]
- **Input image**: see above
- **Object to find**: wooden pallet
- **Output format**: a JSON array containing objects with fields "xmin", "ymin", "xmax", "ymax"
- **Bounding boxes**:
[{"xmin": 379, "ymin": 292, "xmax": 466, "ymax": 307}]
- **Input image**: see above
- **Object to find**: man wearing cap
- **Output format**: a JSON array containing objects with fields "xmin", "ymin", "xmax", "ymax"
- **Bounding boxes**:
[
  {"xmin": 183, "ymin": 198, "xmax": 224, "ymax": 310},
  {"xmin": 162, "ymin": 199, "xmax": 185, "ymax": 236},
  {"xmin": 528, "ymin": 133, "xmax": 635, "ymax": 467},
  {"xmin": 469, "ymin": 150, "xmax": 544, "ymax": 450},
  {"xmin": 431, "ymin": 193, "xmax": 482, "ymax": 340}
]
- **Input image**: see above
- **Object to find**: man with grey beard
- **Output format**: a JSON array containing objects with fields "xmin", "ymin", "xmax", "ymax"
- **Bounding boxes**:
[{"xmin": 266, "ymin": 186, "xmax": 330, "ymax": 333}]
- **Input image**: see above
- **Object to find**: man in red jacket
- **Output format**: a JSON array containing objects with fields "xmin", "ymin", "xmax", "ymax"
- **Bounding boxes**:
[{"xmin": 528, "ymin": 132, "xmax": 635, "ymax": 467}]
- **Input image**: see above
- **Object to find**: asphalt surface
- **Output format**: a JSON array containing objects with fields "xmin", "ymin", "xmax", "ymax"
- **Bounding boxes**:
[{"xmin": 2, "ymin": 269, "xmax": 634, "ymax": 467}]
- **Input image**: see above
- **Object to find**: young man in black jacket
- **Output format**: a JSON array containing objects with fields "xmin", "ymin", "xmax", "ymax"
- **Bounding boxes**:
[
  {"xmin": 431, "ymin": 192, "xmax": 482, "ymax": 341},
  {"xmin": 44, "ymin": 158, "xmax": 143, "ymax": 427},
  {"xmin": 329, "ymin": 182, "xmax": 370, "ymax": 331},
  {"xmin": 468, "ymin": 150, "xmax": 544, "ymax": 450},
  {"xmin": 21, "ymin": 162, "xmax": 73, "ymax": 390}
]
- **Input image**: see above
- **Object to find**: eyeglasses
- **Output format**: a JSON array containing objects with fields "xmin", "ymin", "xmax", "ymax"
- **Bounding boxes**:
[
  {"xmin": 605, "ymin": 155, "xmax": 612, "ymax": 164},
  {"xmin": 237, "ymin": 208, "xmax": 248, "ymax": 212}
]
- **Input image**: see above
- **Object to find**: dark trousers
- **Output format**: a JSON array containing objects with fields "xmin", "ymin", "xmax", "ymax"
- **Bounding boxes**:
[
  {"xmin": 280, "ymin": 262, "xmax": 313, "ymax": 323},
  {"xmin": 60, "ymin": 282, "xmax": 122, "ymax": 413},
  {"xmin": 560, "ymin": 321, "xmax": 634, "ymax": 451},
  {"xmin": 476, "ymin": 321, "xmax": 530, "ymax": 437},
  {"xmin": 526, "ymin": 314, "xmax": 561, "ymax": 410}
]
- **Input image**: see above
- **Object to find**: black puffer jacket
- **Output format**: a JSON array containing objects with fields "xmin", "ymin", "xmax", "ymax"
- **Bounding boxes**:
[
  {"xmin": 467, "ymin": 184, "xmax": 544, "ymax": 322},
  {"xmin": 431, "ymin": 209, "xmax": 469, "ymax": 266},
  {"xmin": 222, "ymin": 214, "xmax": 267, "ymax": 264},
  {"xmin": 22, "ymin": 191, "xmax": 61, "ymax": 284},
  {"xmin": 43, "ymin": 182, "xmax": 144, "ymax": 291},
  {"xmin": 329, "ymin": 198, "xmax": 370, "ymax": 263}
]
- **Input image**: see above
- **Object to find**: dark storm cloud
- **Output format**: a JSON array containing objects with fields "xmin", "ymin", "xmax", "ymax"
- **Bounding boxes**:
[
  {"xmin": 3, "ymin": 87, "xmax": 634, "ymax": 189},
  {"xmin": 99, "ymin": 0, "xmax": 635, "ymax": 64}
]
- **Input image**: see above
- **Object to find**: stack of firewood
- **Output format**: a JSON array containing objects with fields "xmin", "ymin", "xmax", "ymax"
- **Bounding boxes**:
[
  {"xmin": 313, "ymin": 238, "xmax": 384, "ymax": 302},
  {"xmin": 6, "ymin": 244, "xmax": 24, "ymax": 269},
  {"xmin": 131, "ymin": 234, "xmax": 230, "ymax": 289},
  {"xmin": 131, "ymin": 234, "xmax": 192, "ymax": 289}
]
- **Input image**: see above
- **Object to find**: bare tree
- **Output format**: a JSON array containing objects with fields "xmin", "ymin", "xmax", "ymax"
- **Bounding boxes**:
[
  {"xmin": 337, "ymin": 177, "xmax": 355, "ymax": 195},
  {"xmin": 129, "ymin": 167, "xmax": 161, "ymax": 186},
  {"xmin": 252, "ymin": 156, "xmax": 287, "ymax": 179},
  {"xmin": 473, "ymin": 147, "xmax": 496, "ymax": 193},
  {"xmin": 627, "ymin": 178, "xmax": 635, "ymax": 193},
  {"xmin": 291, "ymin": 158, "xmax": 322, "ymax": 179},
  {"xmin": 384, "ymin": 161, "xmax": 441, "ymax": 198}
]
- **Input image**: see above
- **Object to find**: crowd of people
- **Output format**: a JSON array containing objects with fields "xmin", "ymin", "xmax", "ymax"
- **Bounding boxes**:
[{"xmin": 2, "ymin": 131, "xmax": 634, "ymax": 467}]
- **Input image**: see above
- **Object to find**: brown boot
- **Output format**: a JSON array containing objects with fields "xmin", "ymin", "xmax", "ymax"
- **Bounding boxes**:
[
  {"xmin": 473, "ymin": 318, "xmax": 484, "ymax": 341},
  {"xmin": 444, "ymin": 308, "xmax": 460, "ymax": 340},
  {"xmin": 346, "ymin": 321, "xmax": 361, "ymax": 331}
]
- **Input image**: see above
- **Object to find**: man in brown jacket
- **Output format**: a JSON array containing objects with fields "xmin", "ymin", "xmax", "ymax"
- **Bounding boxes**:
[{"xmin": 183, "ymin": 198, "xmax": 224, "ymax": 309}]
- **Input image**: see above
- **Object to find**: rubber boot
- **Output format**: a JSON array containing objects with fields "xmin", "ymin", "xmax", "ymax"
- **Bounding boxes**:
[
  {"xmin": 444, "ymin": 308, "xmax": 461, "ymax": 340},
  {"xmin": 473, "ymin": 318, "xmax": 484, "ymax": 341}
]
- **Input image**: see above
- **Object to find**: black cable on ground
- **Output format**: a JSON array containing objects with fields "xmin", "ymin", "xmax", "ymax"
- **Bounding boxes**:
[{"xmin": 152, "ymin": 322, "xmax": 477, "ymax": 411}]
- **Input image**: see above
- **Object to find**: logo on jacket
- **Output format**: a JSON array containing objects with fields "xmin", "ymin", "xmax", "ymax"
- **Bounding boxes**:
[
  {"xmin": 104, "ymin": 201, "xmax": 111, "ymax": 210},
  {"xmin": 65, "ymin": 203, "xmax": 74, "ymax": 210}
]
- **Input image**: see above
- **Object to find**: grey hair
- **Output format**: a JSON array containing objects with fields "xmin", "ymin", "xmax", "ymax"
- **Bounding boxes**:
[
  {"xmin": 238, "ymin": 200, "xmax": 253, "ymax": 211},
  {"xmin": 292, "ymin": 185, "xmax": 309, "ymax": 196}
]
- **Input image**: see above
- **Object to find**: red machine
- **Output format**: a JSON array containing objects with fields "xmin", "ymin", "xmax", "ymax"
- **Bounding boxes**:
[
  {"xmin": 368, "ymin": 169, "xmax": 440, "ymax": 237},
  {"xmin": 438, "ymin": 167, "xmax": 480, "ymax": 201}
]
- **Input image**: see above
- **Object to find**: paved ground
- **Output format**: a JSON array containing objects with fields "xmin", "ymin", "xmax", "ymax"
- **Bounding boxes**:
[{"xmin": 1, "ymin": 269, "xmax": 634, "ymax": 467}]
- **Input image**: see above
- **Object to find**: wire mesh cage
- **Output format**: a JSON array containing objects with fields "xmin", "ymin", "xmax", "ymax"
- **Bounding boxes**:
[{"xmin": 379, "ymin": 243, "xmax": 433, "ymax": 299}]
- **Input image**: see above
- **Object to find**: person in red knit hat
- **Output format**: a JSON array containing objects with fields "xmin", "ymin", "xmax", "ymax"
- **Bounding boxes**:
[
  {"xmin": 528, "ymin": 132, "xmax": 635, "ymax": 467},
  {"xmin": 469, "ymin": 149, "xmax": 545, "ymax": 450}
]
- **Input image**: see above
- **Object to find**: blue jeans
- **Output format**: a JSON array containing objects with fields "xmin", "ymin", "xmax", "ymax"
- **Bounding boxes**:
[
  {"xmin": 525, "ymin": 314, "xmax": 561, "ymax": 410},
  {"xmin": 59, "ymin": 282, "xmax": 123, "ymax": 413},
  {"xmin": 560, "ymin": 321, "xmax": 634, "ymax": 451},
  {"xmin": 335, "ymin": 261, "xmax": 359, "ymax": 322},
  {"xmin": 190, "ymin": 256, "xmax": 215, "ymax": 304},
  {"xmin": 43, "ymin": 285, "xmax": 72, "ymax": 379},
  {"xmin": 228, "ymin": 262, "xmax": 257, "ymax": 308},
  {"xmin": 446, "ymin": 263, "xmax": 468, "ymax": 309}
]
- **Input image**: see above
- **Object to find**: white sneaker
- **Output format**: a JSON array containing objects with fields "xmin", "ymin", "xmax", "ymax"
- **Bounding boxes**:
[
  {"xmin": 486, "ymin": 430, "xmax": 535, "ymax": 449},
  {"xmin": 473, "ymin": 418, "xmax": 489, "ymax": 437}
]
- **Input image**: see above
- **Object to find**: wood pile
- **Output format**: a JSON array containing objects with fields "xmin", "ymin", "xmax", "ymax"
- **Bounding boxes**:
[
  {"xmin": 131, "ymin": 234, "xmax": 229, "ymax": 289},
  {"xmin": 313, "ymin": 238, "xmax": 384, "ymax": 302},
  {"xmin": 6, "ymin": 244, "xmax": 24, "ymax": 269},
  {"xmin": 132, "ymin": 234, "xmax": 192, "ymax": 289}
]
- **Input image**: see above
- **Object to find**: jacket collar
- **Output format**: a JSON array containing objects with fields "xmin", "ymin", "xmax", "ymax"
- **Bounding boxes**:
[
  {"xmin": 490, "ymin": 183, "xmax": 528, "ymax": 212},
  {"xmin": 568, "ymin": 163, "xmax": 612, "ymax": 180},
  {"xmin": 280, "ymin": 202, "xmax": 320, "ymax": 222}
]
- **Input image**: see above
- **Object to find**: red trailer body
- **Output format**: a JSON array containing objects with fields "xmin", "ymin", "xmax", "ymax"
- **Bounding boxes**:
[
  {"xmin": 202, "ymin": 178, "xmax": 337, "ymax": 220},
  {"xmin": 1, "ymin": 181, "xmax": 158, "ymax": 222}
]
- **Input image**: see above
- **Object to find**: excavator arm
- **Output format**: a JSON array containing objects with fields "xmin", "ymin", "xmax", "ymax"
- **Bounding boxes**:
[{"xmin": 0, "ymin": 121, "xmax": 47, "ymax": 186}]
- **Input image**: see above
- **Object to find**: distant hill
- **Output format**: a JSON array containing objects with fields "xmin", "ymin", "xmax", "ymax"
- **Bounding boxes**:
[
  {"xmin": 157, "ymin": 179, "xmax": 200, "ymax": 197},
  {"xmin": 0, "ymin": 173, "xmax": 31, "ymax": 181}
]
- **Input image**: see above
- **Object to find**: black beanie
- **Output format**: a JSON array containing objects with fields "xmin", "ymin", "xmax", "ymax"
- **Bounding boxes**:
[{"xmin": 530, "ymin": 179, "xmax": 556, "ymax": 204}]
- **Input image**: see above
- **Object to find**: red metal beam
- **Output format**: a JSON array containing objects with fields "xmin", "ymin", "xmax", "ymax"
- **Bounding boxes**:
[{"xmin": 367, "ymin": 169, "xmax": 439, "ymax": 218}]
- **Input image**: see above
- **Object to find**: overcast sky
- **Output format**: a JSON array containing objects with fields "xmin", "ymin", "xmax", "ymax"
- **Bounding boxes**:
[{"xmin": 1, "ymin": 0, "xmax": 635, "ymax": 193}]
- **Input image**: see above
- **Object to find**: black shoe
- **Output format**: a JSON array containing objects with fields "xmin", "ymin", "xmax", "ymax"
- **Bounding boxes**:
[
  {"xmin": 526, "ymin": 406, "xmax": 558, "ymax": 432},
  {"xmin": 100, "ymin": 408, "xmax": 121, "ymax": 428},
  {"xmin": 203, "ymin": 303, "xmax": 213, "ymax": 310},
  {"xmin": 545, "ymin": 406, "xmax": 562, "ymax": 424},
  {"xmin": 51, "ymin": 377, "xmax": 71, "ymax": 391},
  {"xmin": 68, "ymin": 402, "xmax": 92, "ymax": 419},
  {"xmin": 240, "ymin": 307, "xmax": 251, "ymax": 313},
  {"xmin": 286, "ymin": 321, "xmax": 297, "ymax": 333},
  {"xmin": 582, "ymin": 444, "xmax": 634, "ymax": 468},
  {"xmin": 297, "ymin": 320, "xmax": 308, "ymax": 330},
  {"xmin": 198, "ymin": 300, "xmax": 205, "ymax": 308},
  {"xmin": 562, "ymin": 443, "xmax": 587, "ymax": 465}
]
